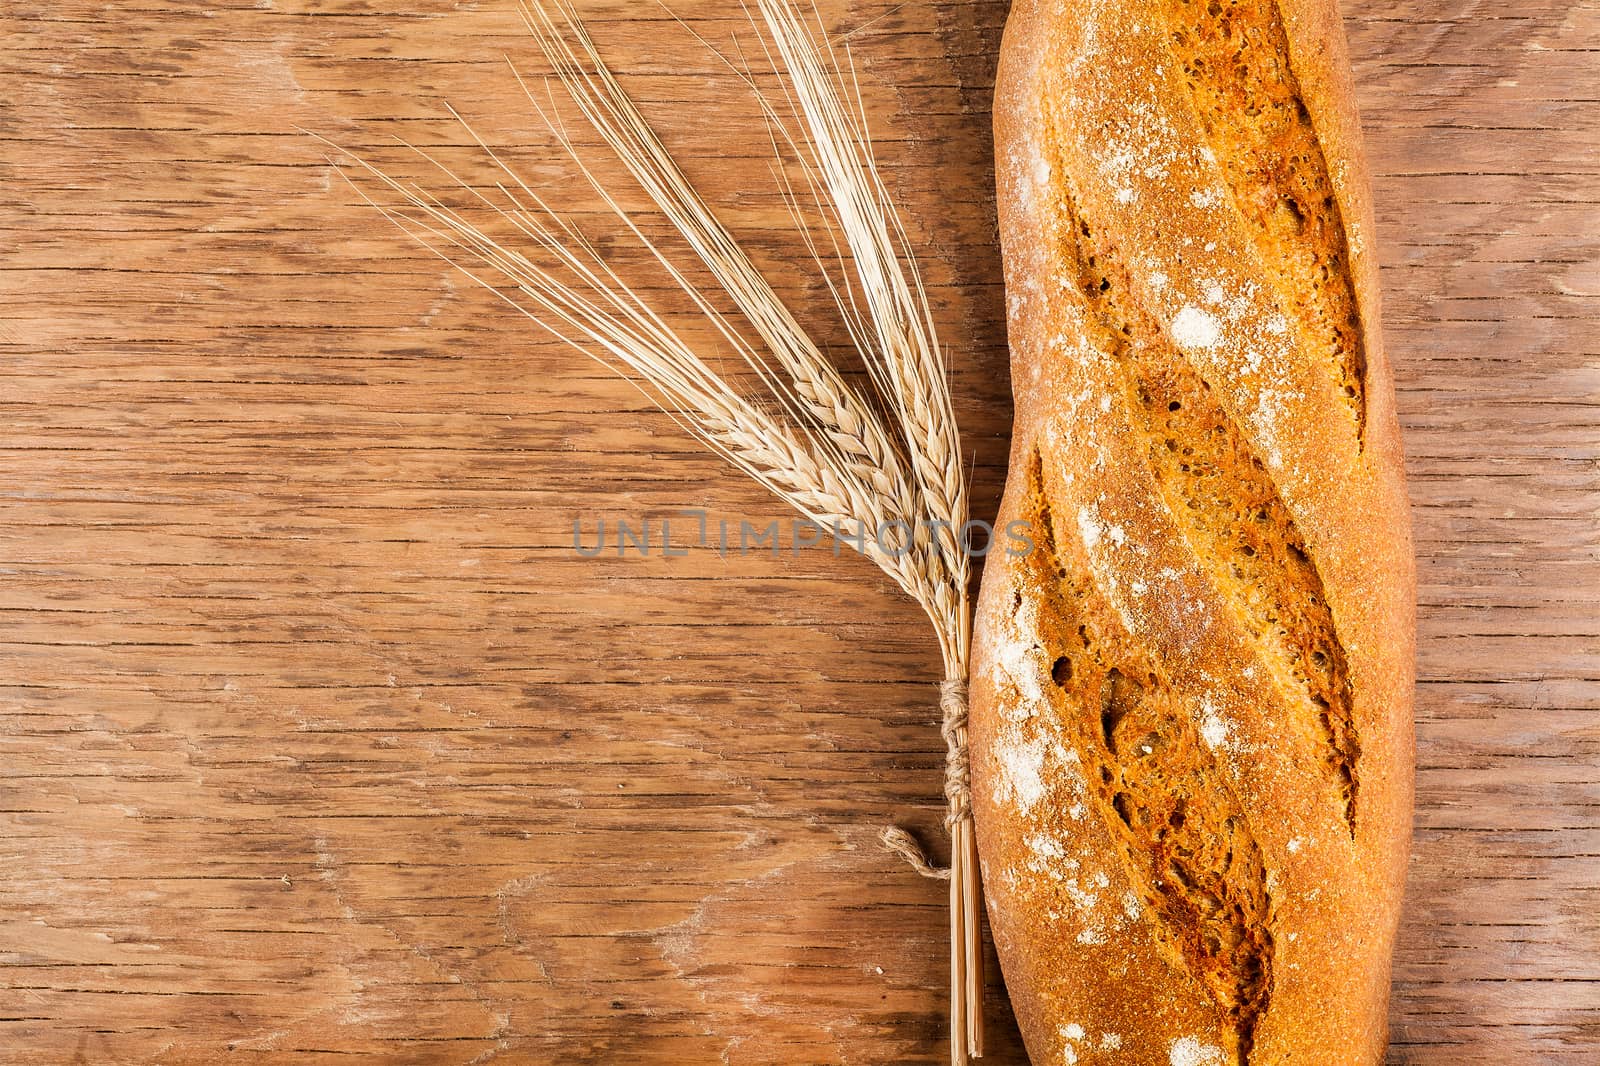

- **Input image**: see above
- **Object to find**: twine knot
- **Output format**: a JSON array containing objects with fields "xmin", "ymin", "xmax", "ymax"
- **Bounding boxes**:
[
  {"xmin": 880, "ymin": 677, "xmax": 971, "ymax": 880},
  {"xmin": 937, "ymin": 677, "xmax": 970, "ymax": 828}
]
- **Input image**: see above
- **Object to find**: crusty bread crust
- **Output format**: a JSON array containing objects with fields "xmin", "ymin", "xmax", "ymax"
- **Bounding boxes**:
[{"xmin": 971, "ymin": 0, "xmax": 1415, "ymax": 1062}]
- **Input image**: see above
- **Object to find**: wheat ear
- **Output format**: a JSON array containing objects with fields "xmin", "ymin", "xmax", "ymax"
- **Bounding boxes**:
[
  {"xmin": 746, "ymin": 5, "xmax": 980, "ymax": 1056},
  {"xmin": 324, "ymin": 1, "xmax": 983, "ymax": 1059}
]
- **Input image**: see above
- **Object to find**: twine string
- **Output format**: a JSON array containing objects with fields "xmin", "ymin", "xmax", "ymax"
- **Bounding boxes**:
[
  {"xmin": 880, "ymin": 677, "xmax": 970, "ymax": 878},
  {"xmin": 878, "ymin": 825, "xmax": 950, "ymax": 879},
  {"xmin": 938, "ymin": 677, "xmax": 971, "ymax": 830}
]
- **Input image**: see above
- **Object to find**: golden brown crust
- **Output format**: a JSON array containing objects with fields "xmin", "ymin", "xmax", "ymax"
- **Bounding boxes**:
[{"xmin": 972, "ymin": 0, "xmax": 1415, "ymax": 1062}]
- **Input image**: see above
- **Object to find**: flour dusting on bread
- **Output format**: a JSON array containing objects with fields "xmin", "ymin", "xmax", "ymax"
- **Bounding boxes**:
[{"xmin": 1169, "ymin": 1035, "xmax": 1227, "ymax": 1066}]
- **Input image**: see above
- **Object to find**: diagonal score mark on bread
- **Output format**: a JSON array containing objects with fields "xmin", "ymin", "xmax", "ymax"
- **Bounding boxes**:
[
  {"xmin": 1017, "ymin": 449, "xmax": 1276, "ymax": 1062},
  {"xmin": 1166, "ymin": 0, "xmax": 1370, "ymax": 446},
  {"xmin": 1039, "ymin": 126, "xmax": 1362, "ymax": 837}
]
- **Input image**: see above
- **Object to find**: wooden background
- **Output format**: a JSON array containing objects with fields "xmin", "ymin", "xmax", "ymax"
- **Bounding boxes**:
[{"xmin": 4, "ymin": 0, "xmax": 1597, "ymax": 1062}]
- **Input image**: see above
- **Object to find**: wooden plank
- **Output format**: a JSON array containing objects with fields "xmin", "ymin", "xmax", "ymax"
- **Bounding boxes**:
[{"xmin": 2, "ymin": 0, "xmax": 1596, "ymax": 1061}]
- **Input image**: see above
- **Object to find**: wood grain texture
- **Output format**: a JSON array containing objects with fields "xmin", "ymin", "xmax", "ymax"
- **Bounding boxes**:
[{"xmin": 1, "ymin": 1, "xmax": 1595, "ymax": 1062}]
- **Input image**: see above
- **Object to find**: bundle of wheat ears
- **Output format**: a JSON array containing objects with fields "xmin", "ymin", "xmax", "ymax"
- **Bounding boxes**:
[{"xmin": 329, "ymin": 0, "xmax": 986, "ymax": 1059}]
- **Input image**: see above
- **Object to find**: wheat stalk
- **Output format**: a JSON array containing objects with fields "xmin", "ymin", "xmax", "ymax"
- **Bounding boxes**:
[{"xmin": 323, "ymin": 2, "xmax": 983, "ymax": 1059}]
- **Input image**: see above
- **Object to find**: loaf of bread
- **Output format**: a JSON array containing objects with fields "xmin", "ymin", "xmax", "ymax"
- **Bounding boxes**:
[{"xmin": 969, "ymin": 0, "xmax": 1414, "ymax": 1062}]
